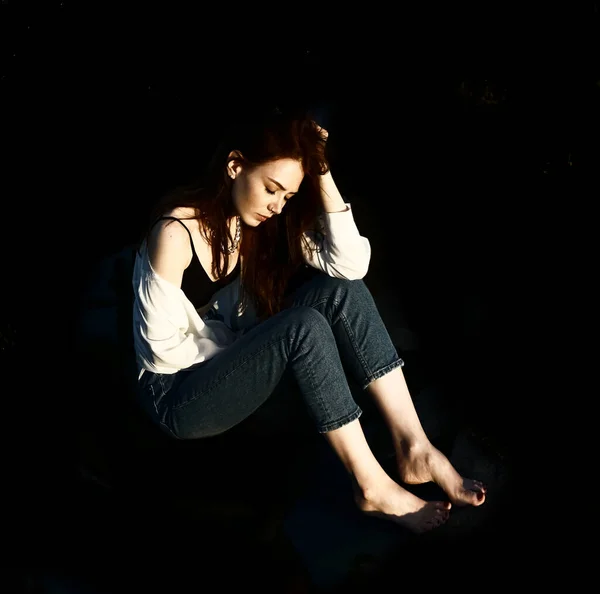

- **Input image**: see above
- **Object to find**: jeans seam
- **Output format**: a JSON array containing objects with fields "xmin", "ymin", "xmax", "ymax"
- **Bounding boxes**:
[
  {"xmin": 301, "ymin": 294, "xmax": 376, "ymax": 390},
  {"xmin": 148, "ymin": 383, "xmax": 160, "ymax": 415},
  {"xmin": 304, "ymin": 330, "xmax": 331, "ymax": 424},
  {"xmin": 338, "ymin": 304, "xmax": 375, "ymax": 382},
  {"xmin": 289, "ymin": 298, "xmax": 337, "ymax": 422},
  {"xmin": 159, "ymin": 420, "xmax": 181, "ymax": 439},
  {"xmin": 157, "ymin": 374, "xmax": 168, "ymax": 413}
]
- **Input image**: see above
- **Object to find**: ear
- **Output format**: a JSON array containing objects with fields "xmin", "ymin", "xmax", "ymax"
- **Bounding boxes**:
[{"xmin": 227, "ymin": 150, "xmax": 244, "ymax": 179}]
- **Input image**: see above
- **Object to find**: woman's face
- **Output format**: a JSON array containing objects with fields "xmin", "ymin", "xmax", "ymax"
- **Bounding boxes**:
[{"xmin": 228, "ymin": 153, "xmax": 304, "ymax": 226}]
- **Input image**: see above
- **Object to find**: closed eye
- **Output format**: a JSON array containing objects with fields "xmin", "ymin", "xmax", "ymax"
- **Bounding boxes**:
[{"xmin": 265, "ymin": 187, "xmax": 293, "ymax": 201}]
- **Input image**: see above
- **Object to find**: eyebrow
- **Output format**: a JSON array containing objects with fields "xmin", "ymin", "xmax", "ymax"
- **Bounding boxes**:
[{"xmin": 267, "ymin": 177, "xmax": 298, "ymax": 194}]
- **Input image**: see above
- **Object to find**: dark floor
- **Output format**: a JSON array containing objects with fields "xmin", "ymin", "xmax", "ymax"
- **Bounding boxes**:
[{"xmin": 16, "ymin": 267, "xmax": 521, "ymax": 592}]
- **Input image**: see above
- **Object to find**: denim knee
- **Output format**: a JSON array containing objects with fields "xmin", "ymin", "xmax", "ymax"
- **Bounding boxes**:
[{"xmin": 285, "ymin": 305, "xmax": 332, "ymax": 341}]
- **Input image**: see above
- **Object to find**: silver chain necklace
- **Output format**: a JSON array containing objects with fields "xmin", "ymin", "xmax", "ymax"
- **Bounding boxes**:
[{"xmin": 222, "ymin": 215, "xmax": 241, "ymax": 254}]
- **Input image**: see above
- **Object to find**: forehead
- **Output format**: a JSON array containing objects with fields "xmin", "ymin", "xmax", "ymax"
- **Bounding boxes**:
[{"xmin": 259, "ymin": 158, "xmax": 304, "ymax": 180}]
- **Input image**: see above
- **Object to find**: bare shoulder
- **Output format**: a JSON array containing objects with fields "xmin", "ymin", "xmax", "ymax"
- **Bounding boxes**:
[
  {"xmin": 148, "ymin": 207, "xmax": 199, "ymax": 245},
  {"xmin": 147, "ymin": 208, "xmax": 196, "ymax": 287}
]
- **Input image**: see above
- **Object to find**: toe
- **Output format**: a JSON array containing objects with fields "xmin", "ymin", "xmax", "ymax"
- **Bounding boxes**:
[
  {"xmin": 464, "ymin": 478, "xmax": 486, "ymax": 494},
  {"xmin": 457, "ymin": 486, "xmax": 485, "ymax": 506},
  {"xmin": 473, "ymin": 480, "xmax": 487, "ymax": 493},
  {"xmin": 466, "ymin": 489, "xmax": 485, "ymax": 505},
  {"xmin": 426, "ymin": 510, "xmax": 449, "ymax": 531},
  {"xmin": 437, "ymin": 510, "xmax": 450, "ymax": 525}
]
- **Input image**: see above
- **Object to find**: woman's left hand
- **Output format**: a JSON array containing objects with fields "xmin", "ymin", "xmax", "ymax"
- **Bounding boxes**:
[
  {"xmin": 314, "ymin": 122, "xmax": 329, "ymax": 142},
  {"xmin": 313, "ymin": 121, "xmax": 330, "ymax": 174}
]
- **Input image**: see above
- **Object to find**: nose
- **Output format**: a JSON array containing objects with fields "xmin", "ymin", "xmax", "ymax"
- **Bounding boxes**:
[{"xmin": 269, "ymin": 197, "xmax": 285, "ymax": 215}]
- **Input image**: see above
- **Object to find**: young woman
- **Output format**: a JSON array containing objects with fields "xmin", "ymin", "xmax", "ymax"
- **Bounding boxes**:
[{"xmin": 132, "ymin": 107, "xmax": 486, "ymax": 534}]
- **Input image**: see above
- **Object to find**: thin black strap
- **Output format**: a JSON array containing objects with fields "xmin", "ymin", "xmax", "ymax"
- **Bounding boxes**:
[{"xmin": 151, "ymin": 216, "xmax": 199, "ymax": 260}]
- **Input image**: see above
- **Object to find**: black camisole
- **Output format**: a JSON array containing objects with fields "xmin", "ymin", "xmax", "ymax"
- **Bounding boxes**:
[{"xmin": 151, "ymin": 216, "xmax": 241, "ymax": 309}]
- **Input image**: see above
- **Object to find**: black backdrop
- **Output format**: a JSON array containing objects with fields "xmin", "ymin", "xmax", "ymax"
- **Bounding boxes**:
[{"xmin": 3, "ymin": 1, "xmax": 598, "ymax": 588}]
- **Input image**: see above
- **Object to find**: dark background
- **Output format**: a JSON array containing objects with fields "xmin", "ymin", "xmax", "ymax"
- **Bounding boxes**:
[{"xmin": 3, "ymin": 1, "xmax": 598, "ymax": 591}]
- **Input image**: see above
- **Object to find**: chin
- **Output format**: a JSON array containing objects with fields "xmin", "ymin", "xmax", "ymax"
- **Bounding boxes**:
[
  {"xmin": 241, "ymin": 213, "xmax": 264, "ymax": 226},
  {"xmin": 242, "ymin": 215, "xmax": 261, "ymax": 227}
]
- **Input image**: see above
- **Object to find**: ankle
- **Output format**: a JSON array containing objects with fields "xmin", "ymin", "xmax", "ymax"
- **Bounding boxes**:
[
  {"xmin": 394, "ymin": 435, "xmax": 431, "ymax": 459},
  {"xmin": 351, "ymin": 472, "xmax": 390, "ymax": 503}
]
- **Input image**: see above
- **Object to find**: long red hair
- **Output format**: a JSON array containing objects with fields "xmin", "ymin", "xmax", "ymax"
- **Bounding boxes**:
[{"xmin": 145, "ymin": 106, "xmax": 328, "ymax": 321}]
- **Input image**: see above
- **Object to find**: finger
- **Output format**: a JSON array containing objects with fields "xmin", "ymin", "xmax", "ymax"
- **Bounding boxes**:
[{"xmin": 313, "ymin": 121, "xmax": 329, "ymax": 138}]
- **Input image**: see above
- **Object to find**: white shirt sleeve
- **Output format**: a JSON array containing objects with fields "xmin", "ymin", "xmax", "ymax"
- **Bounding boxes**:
[
  {"xmin": 301, "ymin": 203, "xmax": 371, "ymax": 280},
  {"xmin": 133, "ymin": 248, "xmax": 236, "ymax": 375}
]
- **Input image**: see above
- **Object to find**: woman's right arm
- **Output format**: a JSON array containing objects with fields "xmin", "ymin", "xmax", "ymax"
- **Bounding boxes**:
[
  {"xmin": 136, "ymin": 219, "xmax": 213, "ymax": 373},
  {"xmin": 146, "ymin": 219, "xmax": 193, "ymax": 288}
]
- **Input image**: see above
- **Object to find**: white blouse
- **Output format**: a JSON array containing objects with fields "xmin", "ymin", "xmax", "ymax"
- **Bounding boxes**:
[{"xmin": 132, "ymin": 203, "xmax": 371, "ymax": 379}]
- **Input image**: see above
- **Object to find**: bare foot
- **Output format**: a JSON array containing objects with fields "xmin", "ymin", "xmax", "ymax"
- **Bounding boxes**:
[
  {"xmin": 397, "ymin": 442, "xmax": 487, "ymax": 507},
  {"xmin": 353, "ymin": 475, "xmax": 451, "ymax": 534}
]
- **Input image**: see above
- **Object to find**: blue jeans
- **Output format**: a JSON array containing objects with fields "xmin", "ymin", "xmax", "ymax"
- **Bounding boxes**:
[{"xmin": 136, "ymin": 270, "xmax": 404, "ymax": 439}]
